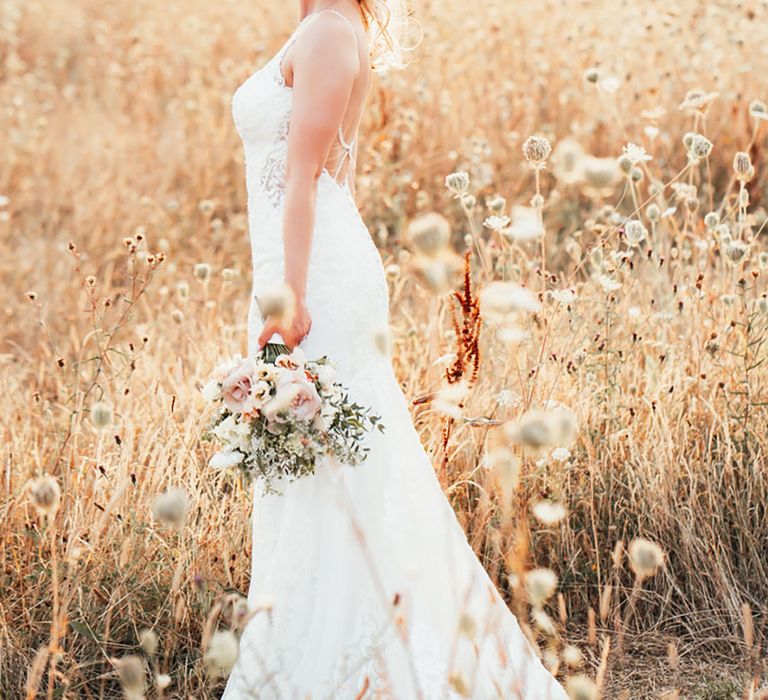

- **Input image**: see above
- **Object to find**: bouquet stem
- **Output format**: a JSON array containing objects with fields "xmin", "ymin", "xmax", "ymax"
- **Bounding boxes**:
[{"xmin": 262, "ymin": 342, "xmax": 291, "ymax": 364}]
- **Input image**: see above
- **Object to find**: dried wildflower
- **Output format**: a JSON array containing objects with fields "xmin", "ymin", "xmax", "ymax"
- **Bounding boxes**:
[
  {"xmin": 176, "ymin": 280, "xmax": 190, "ymax": 299},
  {"xmin": 204, "ymin": 630, "xmax": 239, "ymax": 677},
  {"xmin": 151, "ymin": 487, "xmax": 190, "ymax": 528},
  {"xmin": 434, "ymin": 381, "xmax": 469, "ymax": 419},
  {"xmin": 581, "ymin": 156, "xmax": 620, "ymax": 189},
  {"xmin": 566, "ymin": 675, "xmax": 598, "ymax": 700},
  {"xmin": 678, "ymin": 89, "xmax": 719, "ymax": 113},
  {"xmin": 733, "ymin": 151, "xmax": 754, "ymax": 182},
  {"xmin": 482, "ymin": 215, "xmax": 510, "ymax": 232},
  {"xmin": 531, "ymin": 608, "xmax": 557, "ymax": 635},
  {"xmin": 27, "ymin": 475, "xmax": 61, "ymax": 516},
  {"xmin": 704, "ymin": 211, "xmax": 719, "ymax": 230},
  {"xmin": 409, "ymin": 251, "xmax": 462, "ymax": 294},
  {"xmin": 458, "ymin": 613, "xmax": 476, "ymax": 639},
  {"xmin": 724, "ymin": 240, "xmax": 750, "ymax": 266},
  {"xmin": 114, "ymin": 655, "xmax": 146, "ymax": 699},
  {"xmin": 503, "ymin": 205, "xmax": 545, "ymax": 241},
  {"xmin": 156, "ymin": 674, "xmax": 172, "ymax": 691},
  {"xmin": 505, "ymin": 407, "xmax": 574, "ymax": 450},
  {"xmin": 749, "ymin": 99, "xmax": 768, "ymax": 121},
  {"xmin": 193, "ymin": 262, "xmax": 212, "ymax": 283},
  {"xmin": 646, "ymin": 203, "xmax": 661, "ymax": 222},
  {"xmin": 562, "ymin": 645, "xmax": 583, "ymax": 668},
  {"xmin": 597, "ymin": 75, "xmax": 620, "ymax": 94},
  {"xmin": 481, "ymin": 281, "xmax": 541, "ymax": 317},
  {"xmin": 448, "ymin": 673, "xmax": 471, "ymax": 697},
  {"xmin": 197, "ymin": 199, "xmax": 216, "ymax": 214},
  {"xmin": 445, "ymin": 171, "xmax": 470, "ymax": 197},
  {"xmin": 686, "ymin": 133, "xmax": 713, "ymax": 162},
  {"xmin": 532, "ymin": 501, "xmax": 567, "ymax": 525},
  {"xmin": 522, "ymin": 135, "xmax": 552, "ymax": 167},
  {"xmin": 624, "ymin": 220, "xmax": 647, "ymax": 248},
  {"xmin": 90, "ymin": 400, "xmax": 113, "ymax": 431},
  {"xmin": 406, "ymin": 212, "xmax": 451, "ymax": 256},
  {"xmin": 628, "ymin": 537, "xmax": 665, "ymax": 580},
  {"xmin": 551, "ymin": 138, "xmax": 586, "ymax": 185},
  {"xmin": 584, "ymin": 67, "xmax": 599, "ymax": 83},
  {"xmin": 621, "ymin": 142, "xmax": 652, "ymax": 165},
  {"xmin": 138, "ymin": 629, "xmax": 158, "ymax": 655},
  {"xmin": 550, "ymin": 288, "xmax": 577, "ymax": 304},
  {"xmin": 485, "ymin": 194, "xmax": 506, "ymax": 212},
  {"xmin": 596, "ymin": 274, "xmax": 621, "ymax": 293},
  {"xmin": 255, "ymin": 283, "xmax": 296, "ymax": 325}
]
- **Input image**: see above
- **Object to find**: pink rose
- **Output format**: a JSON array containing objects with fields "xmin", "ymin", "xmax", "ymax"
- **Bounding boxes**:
[
  {"xmin": 221, "ymin": 358, "xmax": 258, "ymax": 414},
  {"xmin": 262, "ymin": 369, "xmax": 322, "ymax": 425}
]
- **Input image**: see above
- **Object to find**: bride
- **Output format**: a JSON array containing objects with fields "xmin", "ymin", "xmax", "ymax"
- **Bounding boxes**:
[{"xmin": 222, "ymin": 0, "xmax": 569, "ymax": 698}]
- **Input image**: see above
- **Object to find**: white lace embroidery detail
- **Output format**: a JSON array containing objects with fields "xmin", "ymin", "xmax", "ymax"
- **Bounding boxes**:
[{"xmin": 259, "ymin": 110, "xmax": 291, "ymax": 208}]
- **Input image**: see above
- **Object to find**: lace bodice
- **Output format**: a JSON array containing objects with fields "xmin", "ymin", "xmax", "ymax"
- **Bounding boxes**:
[{"xmin": 231, "ymin": 9, "xmax": 360, "ymax": 208}]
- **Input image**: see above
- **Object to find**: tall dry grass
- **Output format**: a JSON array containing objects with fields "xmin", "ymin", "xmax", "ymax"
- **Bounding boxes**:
[{"xmin": 1, "ymin": 0, "xmax": 767, "ymax": 697}]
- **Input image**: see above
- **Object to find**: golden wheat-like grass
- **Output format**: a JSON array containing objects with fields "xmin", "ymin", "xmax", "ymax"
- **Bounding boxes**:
[{"xmin": 2, "ymin": 0, "xmax": 768, "ymax": 697}]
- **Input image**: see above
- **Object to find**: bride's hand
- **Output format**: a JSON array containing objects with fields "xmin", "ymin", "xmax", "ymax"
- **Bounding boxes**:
[{"xmin": 257, "ymin": 294, "xmax": 312, "ymax": 350}]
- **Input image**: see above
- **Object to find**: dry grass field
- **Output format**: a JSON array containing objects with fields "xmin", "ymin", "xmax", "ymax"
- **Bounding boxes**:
[{"xmin": 1, "ymin": 0, "xmax": 768, "ymax": 697}]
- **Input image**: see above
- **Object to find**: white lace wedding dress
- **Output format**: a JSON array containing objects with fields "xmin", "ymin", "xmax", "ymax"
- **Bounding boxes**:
[{"xmin": 222, "ymin": 10, "xmax": 568, "ymax": 700}]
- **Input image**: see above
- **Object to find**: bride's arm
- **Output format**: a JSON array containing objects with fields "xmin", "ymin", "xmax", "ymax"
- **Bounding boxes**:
[{"xmin": 258, "ymin": 16, "xmax": 359, "ymax": 349}]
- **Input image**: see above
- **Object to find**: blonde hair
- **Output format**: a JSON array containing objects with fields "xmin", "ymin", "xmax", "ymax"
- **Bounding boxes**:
[{"xmin": 357, "ymin": 0, "xmax": 414, "ymax": 71}]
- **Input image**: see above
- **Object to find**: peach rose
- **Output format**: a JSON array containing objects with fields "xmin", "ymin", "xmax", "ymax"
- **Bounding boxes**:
[
  {"xmin": 262, "ymin": 369, "xmax": 322, "ymax": 425},
  {"xmin": 221, "ymin": 358, "xmax": 258, "ymax": 414}
]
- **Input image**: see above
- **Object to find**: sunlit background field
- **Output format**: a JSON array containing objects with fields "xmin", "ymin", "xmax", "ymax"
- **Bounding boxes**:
[{"xmin": 2, "ymin": 0, "xmax": 768, "ymax": 697}]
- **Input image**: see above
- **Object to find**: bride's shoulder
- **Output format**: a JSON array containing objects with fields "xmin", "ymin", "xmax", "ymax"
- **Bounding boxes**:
[{"xmin": 294, "ymin": 12, "xmax": 361, "ymax": 70}]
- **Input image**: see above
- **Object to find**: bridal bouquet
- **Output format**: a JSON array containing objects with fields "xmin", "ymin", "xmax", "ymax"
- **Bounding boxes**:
[{"xmin": 202, "ymin": 343, "xmax": 383, "ymax": 493}]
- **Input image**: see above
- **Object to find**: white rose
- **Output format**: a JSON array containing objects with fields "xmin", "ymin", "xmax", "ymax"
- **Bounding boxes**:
[
  {"xmin": 202, "ymin": 379, "xmax": 222, "ymax": 402},
  {"xmin": 209, "ymin": 451, "xmax": 244, "ymax": 470},
  {"xmin": 316, "ymin": 364, "xmax": 337, "ymax": 389}
]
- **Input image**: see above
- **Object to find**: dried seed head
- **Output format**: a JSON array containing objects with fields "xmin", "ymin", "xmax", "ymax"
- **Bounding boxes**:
[
  {"xmin": 678, "ymin": 89, "xmax": 718, "ymax": 113},
  {"xmin": 114, "ymin": 655, "xmax": 146, "ymax": 696},
  {"xmin": 255, "ymin": 283, "xmax": 296, "ymax": 324},
  {"xmin": 646, "ymin": 203, "xmax": 661, "ymax": 222},
  {"xmin": 525, "ymin": 568, "xmax": 559, "ymax": 606},
  {"xmin": 151, "ymin": 487, "xmax": 190, "ymax": 528},
  {"xmin": 444, "ymin": 171, "xmax": 470, "ymax": 197},
  {"xmin": 749, "ymin": 99, "xmax": 768, "ymax": 121},
  {"xmin": 27, "ymin": 475, "xmax": 62, "ymax": 516},
  {"xmin": 197, "ymin": 199, "xmax": 216, "ymax": 214},
  {"xmin": 171, "ymin": 309, "xmax": 184, "ymax": 324},
  {"xmin": 138, "ymin": 629, "xmax": 159, "ymax": 655},
  {"xmin": 724, "ymin": 240, "xmax": 750, "ymax": 266},
  {"xmin": 581, "ymin": 156, "xmax": 620, "ymax": 189},
  {"xmin": 193, "ymin": 262, "xmax": 212, "ymax": 283},
  {"xmin": 481, "ymin": 281, "xmax": 541, "ymax": 317},
  {"xmin": 704, "ymin": 211, "xmax": 719, "ymax": 230},
  {"xmin": 624, "ymin": 220, "xmax": 647, "ymax": 248},
  {"xmin": 565, "ymin": 675, "xmax": 598, "ymax": 700},
  {"xmin": 686, "ymin": 133, "xmax": 713, "ymax": 162},
  {"xmin": 90, "ymin": 400, "xmax": 113, "ymax": 431},
  {"xmin": 532, "ymin": 501, "xmax": 567, "ymax": 525},
  {"xmin": 628, "ymin": 537, "xmax": 665, "ymax": 580},
  {"xmin": 486, "ymin": 194, "xmax": 507, "ymax": 213},
  {"xmin": 522, "ymin": 135, "xmax": 552, "ymax": 167},
  {"xmin": 562, "ymin": 644, "xmax": 583, "ymax": 668},
  {"xmin": 204, "ymin": 630, "xmax": 239, "ymax": 677},
  {"xmin": 405, "ymin": 212, "xmax": 451, "ymax": 256},
  {"xmin": 733, "ymin": 151, "xmax": 754, "ymax": 182},
  {"xmin": 584, "ymin": 67, "xmax": 599, "ymax": 83}
]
